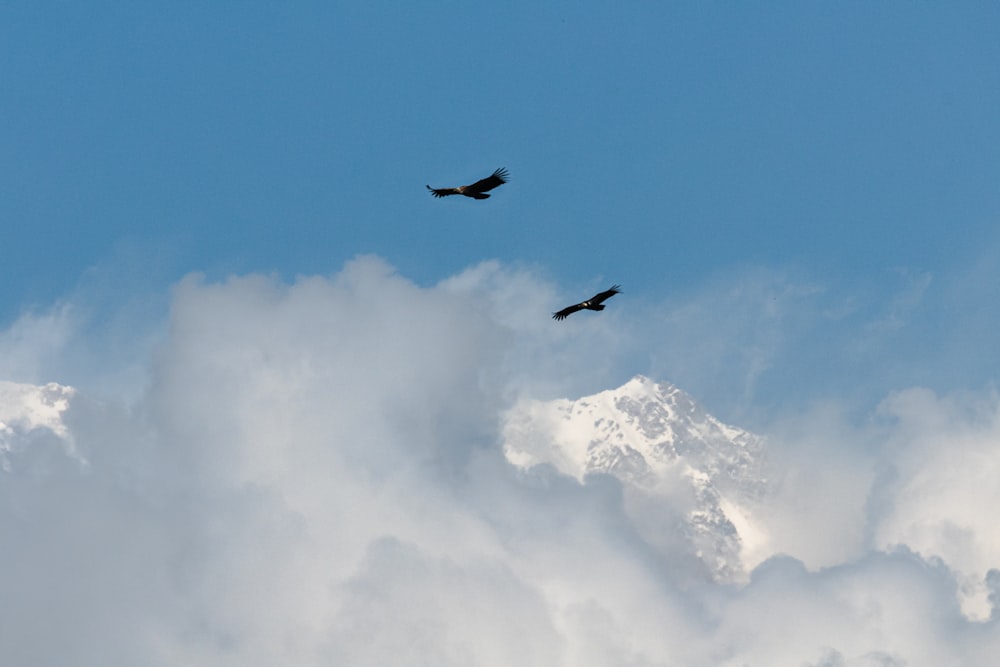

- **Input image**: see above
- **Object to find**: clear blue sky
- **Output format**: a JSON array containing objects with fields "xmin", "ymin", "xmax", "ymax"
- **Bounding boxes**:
[{"xmin": 3, "ymin": 2, "xmax": 1000, "ymax": 412}]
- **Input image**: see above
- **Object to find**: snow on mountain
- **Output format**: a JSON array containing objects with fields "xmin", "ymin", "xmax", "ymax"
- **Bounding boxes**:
[
  {"xmin": 0, "ymin": 380, "xmax": 79, "ymax": 471},
  {"xmin": 502, "ymin": 375, "xmax": 768, "ymax": 582}
]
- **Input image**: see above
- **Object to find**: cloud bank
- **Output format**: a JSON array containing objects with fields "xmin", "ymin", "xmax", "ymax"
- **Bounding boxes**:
[{"xmin": 1, "ymin": 256, "xmax": 999, "ymax": 666}]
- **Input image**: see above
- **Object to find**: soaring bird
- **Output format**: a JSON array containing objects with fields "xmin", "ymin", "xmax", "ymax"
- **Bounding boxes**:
[
  {"xmin": 427, "ymin": 167, "xmax": 509, "ymax": 199},
  {"xmin": 552, "ymin": 285, "xmax": 622, "ymax": 321}
]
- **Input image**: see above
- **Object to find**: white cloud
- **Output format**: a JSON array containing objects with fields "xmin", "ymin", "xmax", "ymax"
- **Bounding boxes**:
[
  {"xmin": 1, "ymin": 256, "xmax": 999, "ymax": 666},
  {"xmin": 0, "ymin": 304, "xmax": 75, "ymax": 384},
  {"xmin": 748, "ymin": 400, "xmax": 881, "ymax": 570},
  {"xmin": 711, "ymin": 550, "xmax": 979, "ymax": 666},
  {"xmin": 871, "ymin": 386, "xmax": 1000, "ymax": 619},
  {"xmin": 0, "ymin": 380, "xmax": 79, "ymax": 470}
]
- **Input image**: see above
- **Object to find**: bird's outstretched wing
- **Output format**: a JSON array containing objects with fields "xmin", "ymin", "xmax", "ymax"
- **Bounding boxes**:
[
  {"xmin": 589, "ymin": 284, "xmax": 622, "ymax": 305},
  {"xmin": 552, "ymin": 303, "xmax": 586, "ymax": 321},
  {"xmin": 465, "ymin": 167, "xmax": 509, "ymax": 195},
  {"xmin": 426, "ymin": 185, "xmax": 461, "ymax": 198}
]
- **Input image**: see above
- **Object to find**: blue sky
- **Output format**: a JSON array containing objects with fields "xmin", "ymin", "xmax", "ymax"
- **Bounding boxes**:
[{"xmin": 3, "ymin": 2, "xmax": 1000, "ymax": 410}]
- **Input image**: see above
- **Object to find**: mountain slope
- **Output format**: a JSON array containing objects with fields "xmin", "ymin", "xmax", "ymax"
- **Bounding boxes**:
[{"xmin": 503, "ymin": 375, "xmax": 768, "ymax": 581}]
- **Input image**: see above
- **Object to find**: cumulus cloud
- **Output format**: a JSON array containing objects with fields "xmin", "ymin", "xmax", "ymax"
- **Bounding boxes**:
[
  {"xmin": 871, "ymin": 386, "xmax": 1000, "ymax": 619},
  {"xmin": 1, "ymin": 256, "xmax": 999, "ymax": 666}
]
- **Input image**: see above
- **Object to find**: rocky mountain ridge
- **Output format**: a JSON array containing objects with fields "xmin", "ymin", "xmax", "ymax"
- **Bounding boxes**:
[{"xmin": 503, "ymin": 375, "xmax": 768, "ymax": 581}]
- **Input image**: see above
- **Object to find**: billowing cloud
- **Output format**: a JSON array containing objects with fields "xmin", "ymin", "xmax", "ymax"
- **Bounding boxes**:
[
  {"xmin": 871, "ymin": 386, "xmax": 1000, "ymax": 619},
  {"xmin": 1, "ymin": 256, "xmax": 999, "ymax": 666}
]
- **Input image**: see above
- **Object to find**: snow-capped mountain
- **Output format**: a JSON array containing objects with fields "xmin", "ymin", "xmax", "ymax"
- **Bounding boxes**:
[
  {"xmin": 0, "ymin": 380, "xmax": 79, "ymax": 471},
  {"xmin": 502, "ymin": 375, "xmax": 768, "ymax": 582}
]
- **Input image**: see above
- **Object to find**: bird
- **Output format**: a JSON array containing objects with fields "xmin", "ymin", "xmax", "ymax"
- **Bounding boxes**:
[
  {"xmin": 552, "ymin": 285, "xmax": 622, "ymax": 321},
  {"xmin": 426, "ymin": 167, "xmax": 509, "ymax": 199}
]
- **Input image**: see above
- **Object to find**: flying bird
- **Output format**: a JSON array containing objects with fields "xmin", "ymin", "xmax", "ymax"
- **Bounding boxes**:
[
  {"xmin": 552, "ymin": 285, "xmax": 622, "ymax": 321},
  {"xmin": 426, "ymin": 167, "xmax": 509, "ymax": 199}
]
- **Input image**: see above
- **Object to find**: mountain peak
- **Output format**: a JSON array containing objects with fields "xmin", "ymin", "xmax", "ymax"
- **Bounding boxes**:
[
  {"xmin": 502, "ymin": 376, "xmax": 767, "ymax": 582},
  {"xmin": 619, "ymin": 373, "xmax": 672, "ymax": 396}
]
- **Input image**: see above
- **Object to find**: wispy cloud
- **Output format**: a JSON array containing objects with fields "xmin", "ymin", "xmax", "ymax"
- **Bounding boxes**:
[{"xmin": 0, "ymin": 303, "xmax": 75, "ymax": 384}]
